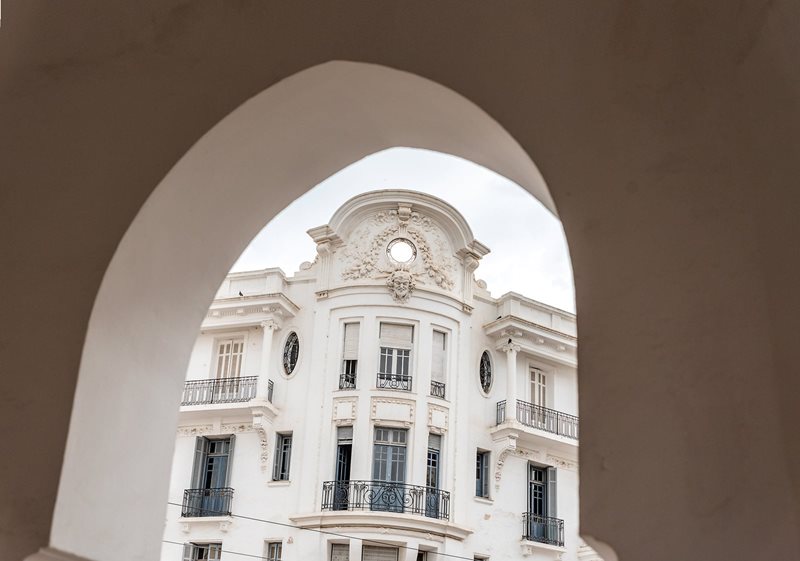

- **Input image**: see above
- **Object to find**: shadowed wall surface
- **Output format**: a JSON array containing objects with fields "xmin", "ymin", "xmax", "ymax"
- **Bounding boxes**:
[{"xmin": 1, "ymin": 2, "xmax": 799, "ymax": 560}]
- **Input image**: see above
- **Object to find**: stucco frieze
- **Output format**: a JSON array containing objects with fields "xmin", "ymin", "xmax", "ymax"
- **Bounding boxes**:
[{"xmin": 370, "ymin": 396, "xmax": 416, "ymax": 427}]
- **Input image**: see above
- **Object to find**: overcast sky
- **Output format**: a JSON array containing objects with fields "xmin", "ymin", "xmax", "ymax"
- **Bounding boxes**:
[{"xmin": 231, "ymin": 148, "xmax": 575, "ymax": 313}]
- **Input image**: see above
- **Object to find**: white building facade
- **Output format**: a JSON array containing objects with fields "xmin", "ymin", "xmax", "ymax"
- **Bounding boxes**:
[{"xmin": 162, "ymin": 191, "xmax": 597, "ymax": 561}]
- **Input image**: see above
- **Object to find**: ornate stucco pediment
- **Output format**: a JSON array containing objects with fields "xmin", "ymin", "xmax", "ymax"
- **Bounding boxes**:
[
  {"xmin": 340, "ymin": 207, "xmax": 457, "ymax": 300},
  {"xmin": 308, "ymin": 190, "xmax": 490, "ymax": 304}
]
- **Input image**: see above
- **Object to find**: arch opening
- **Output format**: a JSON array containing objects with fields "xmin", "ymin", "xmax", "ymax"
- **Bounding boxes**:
[{"xmin": 43, "ymin": 61, "xmax": 594, "ymax": 561}]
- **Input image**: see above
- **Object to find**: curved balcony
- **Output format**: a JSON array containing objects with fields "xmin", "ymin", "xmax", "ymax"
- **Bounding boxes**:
[
  {"xmin": 376, "ymin": 372, "xmax": 413, "ymax": 391},
  {"xmin": 321, "ymin": 480, "xmax": 449, "ymax": 520}
]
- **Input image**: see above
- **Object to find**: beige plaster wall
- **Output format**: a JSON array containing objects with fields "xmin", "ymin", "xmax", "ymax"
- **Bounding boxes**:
[{"xmin": 1, "ymin": 2, "xmax": 799, "ymax": 560}]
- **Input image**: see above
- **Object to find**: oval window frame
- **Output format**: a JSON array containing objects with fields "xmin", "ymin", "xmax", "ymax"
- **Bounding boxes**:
[
  {"xmin": 479, "ymin": 350, "xmax": 493, "ymax": 396},
  {"xmin": 282, "ymin": 331, "xmax": 300, "ymax": 376}
]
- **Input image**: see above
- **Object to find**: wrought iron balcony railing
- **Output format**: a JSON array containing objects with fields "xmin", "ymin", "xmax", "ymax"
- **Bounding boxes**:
[
  {"xmin": 267, "ymin": 379, "xmax": 274, "ymax": 403},
  {"xmin": 496, "ymin": 399, "xmax": 579, "ymax": 440},
  {"xmin": 181, "ymin": 487, "xmax": 234, "ymax": 517},
  {"xmin": 321, "ymin": 480, "xmax": 450, "ymax": 520},
  {"xmin": 339, "ymin": 372, "xmax": 357, "ymax": 390},
  {"xmin": 376, "ymin": 372, "xmax": 412, "ymax": 391},
  {"xmin": 522, "ymin": 512, "xmax": 564, "ymax": 546},
  {"xmin": 181, "ymin": 376, "xmax": 258, "ymax": 406},
  {"xmin": 430, "ymin": 380, "xmax": 446, "ymax": 399}
]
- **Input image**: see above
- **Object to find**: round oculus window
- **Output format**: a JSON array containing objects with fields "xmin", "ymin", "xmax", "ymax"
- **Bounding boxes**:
[
  {"xmin": 387, "ymin": 238, "xmax": 416, "ymax": 264},
  {"xmin": 283, "ymin": 332, "xmax": 299, "ymax": 375},
  {"xmin": 479, "ymin": 351, "xmax": 492, "ymax": 393}
]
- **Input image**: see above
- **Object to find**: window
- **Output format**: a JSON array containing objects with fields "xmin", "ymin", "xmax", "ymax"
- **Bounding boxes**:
[
  {"xmin": 416, "ymin": 552, "xmax": 428, "ymax": 561},
  {"xmin": 183, "ymin": 542, "xmax": 221, "ymax": 561},
  {"xmin": 372, "ymin": 427, "xmax": 407, "ymax": 512},
  {"xmin": 272, "ymin": 433, "xmax": 292, "ymax": 481},
  {"xmin": 476, "ymin": 450, "xmax": 490, "ymax": 498},
  {"xmin": 426, "ymin": 433, "xmax": 442, "ymax": 518},
  {"xmin": 341, "ymin": 323, "xmax": 360, "ymax": 389},
  {"xmin": 430, "ymin": 330, "xmax": 446, "ymax": 398},
  {"xmin": 377, "ymin": 323, "xmax": 413, "ymax": 391},
  {"xmin": 530, "ymin": 368, "xmax": 546, "ymax": 406},
  {"xmin": 215, "ymin": 338, "xmax": 243, "ymax": 378},
  {"xmin": 283, "ymin": 332, "xmax": 299, "ymax": 375},
  {"xmin": 331, "ymin": 543, "xmax": 350, "ymax": 561},
  {"xmin": 333, "ymin": 427, "xmax": 353, "ymax": 510},
  {"xmin": 479, "ymin": 351, "xmax": 492, "ymax": 394},
  {"xmin": 266, "ymin": 542, "xmax": 283, "ymax": 561},
  {"xmin": 184, "ymin": 437, "xmax": 234, "ymax": 517},
  {"xmin": 362, "ymin": 545, "xmax": 399, "ymax": 561},
  {"xmin": 525, "ymin": 465, "xmax": 559, "ymax": 544}
]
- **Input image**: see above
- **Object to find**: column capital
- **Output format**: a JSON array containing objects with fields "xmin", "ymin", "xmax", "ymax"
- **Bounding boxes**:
[
  {"xmin": 260, "ymin": 319, "xmax": 280, "ymax": 331},
  {"xmin": 500, "ymin": 342, "xmax": 521, "ymax": 354}
]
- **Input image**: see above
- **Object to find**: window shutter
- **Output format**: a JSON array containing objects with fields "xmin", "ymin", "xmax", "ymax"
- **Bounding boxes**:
[
  {"xmin": 182, "ymin": 543, "xmax": 194, "ymax": 561},
  {"xmin": 331, "ymin": 544, "xmax": 350, "ymax": 561},
  {"xmin": 380, "ymin": 323, "xmax": 413, "ymax": 347},
  {"xmin": 191, "ymin": 437, "xmax": 208, "ymax": 488},
  {"xmin": 362, "ymin": 545, "xmax": 399, "ymax": 561},
  {"xmin": 546, "ymin": 466, "xmax": 557, "ymax": 517},
  {"xmin": 343, "ymin": 323, "xmax": 360, "ymax": 359},
  {"xmin": 224, "ymin": 435, "xmax": 235, "ymax": 487},
  {"xmin": 428, "ymin": 433, "xmax": 442, "ymax": 451},
  {"xmin": 431, "ymin": 331, "xmax": 446, "ymax": 382}
]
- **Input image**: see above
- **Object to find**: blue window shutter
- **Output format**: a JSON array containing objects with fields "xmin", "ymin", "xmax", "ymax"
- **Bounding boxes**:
[
  {"xmin": 191, "ymin": 437, "xmax": 208, "ymax": 488},
  {"xmin": 224, "ymin": 434, "xmax": 235, "ymax": 487},
  {"xmin": 546, "ymin": 466, "xmax": 557, "ymax": 517}
]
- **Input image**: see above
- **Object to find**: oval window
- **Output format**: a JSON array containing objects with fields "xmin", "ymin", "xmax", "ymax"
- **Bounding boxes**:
[
  {"xmin": 479, "ymin": 351, "xmax": 492, "ymax": 394},
  {"xmin": 387, "ymin": 238, "xmax": 416, "ymax": 264},
  {"xmin": 283, "ymin": 332, "xmax": 299, "ymax": 375}
]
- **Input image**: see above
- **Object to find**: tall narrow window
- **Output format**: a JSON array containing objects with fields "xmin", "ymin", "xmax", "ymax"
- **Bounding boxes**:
[
  {"xmin": 362, "ymin": 545, "xmax": 399, "ymax": 561},
  {"xmin": 182, "ymin": 542, "xmax": 222, "ymax": 561},
  {"xmin": 525, "ymin": 465, "xmax": 559, "ymax": 545},
  {"xmin": 475, "ymin": 450, "xmax": 490, "ymax": 498},
  {"xmin": 372, "ymin": 427, "xmax": 407, "ymax": 512},
  {"xmin": 425, "ymin": 433, "xmax": 442, "ymax": 518},
  {"xmin": 530, "ymin": 368, "xmax": 547, "ymax": 407},
  {"xmin": 333, "ymin": 426, "xmax": 353, "ymax": 510},
  {"xmin": 272, "ymin": 433, "xmax": 292, "ymax": 481},
  {"xmin": 184, "ymin": 436, "xmax": 234, "ymax": 517},
  {"xmin": 266, "ymin": 542, "xmax": 283, "ymax": 561},
  {"xmin": 430, "ymin": 331, "xmax": 446, "ymax": 398},
  {"xmin": 377, "ymin": 323, "xmax": 413, "ymax": 391},
  {"xmin": 341, "ymin": 323, "xmax": 360, "ymax": 389},
  {"xmin": 215, "ymin": 338, "xmax": 244, "ymax": 378}
]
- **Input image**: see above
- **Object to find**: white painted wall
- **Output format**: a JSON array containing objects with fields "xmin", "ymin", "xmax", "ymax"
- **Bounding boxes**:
[{"xmin": 163, "ymin": 191, "xmax": 584, "ymax": 561}]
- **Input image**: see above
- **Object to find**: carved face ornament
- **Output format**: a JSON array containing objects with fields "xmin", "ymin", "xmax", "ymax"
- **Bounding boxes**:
[{"xmin": 387, "ymin": 268, "xmax": 416, "ymax": 303}]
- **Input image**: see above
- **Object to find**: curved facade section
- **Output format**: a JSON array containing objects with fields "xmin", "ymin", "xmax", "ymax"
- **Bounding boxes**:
[{"xmin": 163, "ymin": 190, "xmax": 592, "ymax": 561}]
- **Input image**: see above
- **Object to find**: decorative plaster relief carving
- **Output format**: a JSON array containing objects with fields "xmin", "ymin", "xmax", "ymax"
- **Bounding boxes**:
[
  {"xmin": 220, "ymin": 423, "xmax": 254, "ymax": 434},
  {"xmin": 493, "ymin": 435, "xmax": 544, "ymax": 489},
  {"xmin": 252, "ymin": 414, "xmax": 271, "ymax": 472},
  {"xmin": 371, "ymin": 397, "xmax": 416, "ymax": 427},
  {"xmin": 332, "ymin": 397, "xmax": 358, "ymax": 425},
  {"xmin": 177, "ymin": 424, "xmax": 214, "ymax": 437},
  {"xmin": 341, "ymin": 208, "xmax": 456, "ymax": 295},
  {"xmin": 546, "ymin": 454, "xmax": 578, "ymax": 471},
  {"xmin": 386, "ymin": 267, "xmax": 416, "ymax": 303},
  {"xmin": 427, "ymin": 404, "xmax": 449, "ymax": 433}
]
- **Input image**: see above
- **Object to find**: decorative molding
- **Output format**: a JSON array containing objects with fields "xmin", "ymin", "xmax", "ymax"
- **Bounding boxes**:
[
  {"xmin": 180, "ymin": 516, "xmax": 234, "ymax": 534},
  {"xmin": 252, "ymin": 413, "xmax": 271, "ymax": 472},
  {"xmin": 221, "ymin": 422, "xmax": 254, "ymax": 434},
  {"xmin": 493, "ymin": 434, "xmax": 544, "ymax": 489},
  {"xmin": 177, "ymin": 424, "xmax": 214, "ymax": 437},
  {"xmin": 332, "ymin": 397, "xmax": 358, "ymax": 426},
  {"xmin": 546, "ymin": 453, "xmax": 578, "ymax": 471},
  {"xmin": 427, "ymin": 404, "xmax": 449, "ymax": 433},
  {"xmin": 371, "ymin": 396, "xmax": 416, "ymax": 427}
]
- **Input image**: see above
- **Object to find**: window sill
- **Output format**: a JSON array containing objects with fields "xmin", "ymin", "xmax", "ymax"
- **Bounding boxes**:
[
  {"xmin": 268, "ymin": 480, "xmax": 292, "ymax": 487},
  {"xmin": 178, "ymin": 515, "xmax": 233, "ymax": 533},
  {"xmin": 473, "ymin": 496, "xmax": 493, "ymax": 505}
]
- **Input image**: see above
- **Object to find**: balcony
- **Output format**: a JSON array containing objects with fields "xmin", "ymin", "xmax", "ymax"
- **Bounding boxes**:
[
  {"xmin": 430, "ymin": 380, "xmax": 446, "ymax": 399},
  {"xmin": 496, "ymin": 399, "xmax": 579, "ymax": 440},
  {"xmin": 376, "ymin": 372, "xmax": 412, "ymax": 391},
  {"xmin": 181, "ymin": 376, "xmax": 259, "ymax": 405},
  {"xmin": 181, "ymin": 487, "xmax": 234, "ymax": 517},
  {"xmin": 522, "ymin": 513, "xmax": 564, "ymax": 547},
  {"xmin": 321, "ymin": 480, "xmax": 450, "ymax": 520},
  {"xmin": 339, "ymin": 371, "xmax": 356, "ymax": 390}
]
